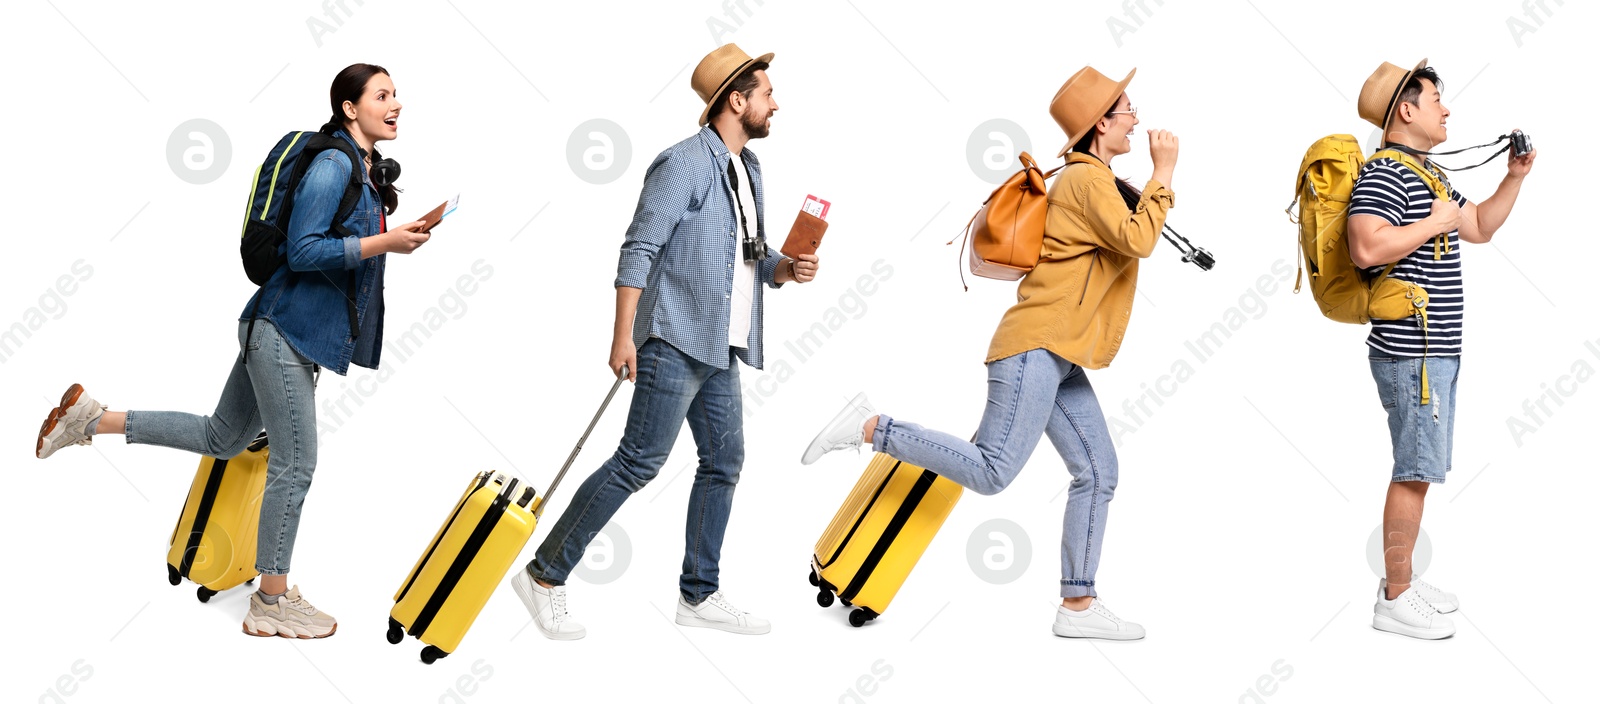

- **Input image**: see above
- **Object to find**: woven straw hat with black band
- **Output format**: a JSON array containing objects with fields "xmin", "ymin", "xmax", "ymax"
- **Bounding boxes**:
[{"xmin": 692, "ymin": 44, "xmax": 775, "ymax": 126}]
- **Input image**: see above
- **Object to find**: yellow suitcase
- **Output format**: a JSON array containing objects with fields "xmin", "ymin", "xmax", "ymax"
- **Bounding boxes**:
[
  {"xmin": 387, "ymin": 367, "xmax": 629, "ymax": 664},
  {"xmin": 389, "ymin": 471, "xmax": 537, "ymax": 663},
  {"xmin": 165, "ymin": 433, "xmax": 269, "ymax": 603},
  {"xmin": 811, "ymin": 453, "xmax": 962, "ymax": 627}
]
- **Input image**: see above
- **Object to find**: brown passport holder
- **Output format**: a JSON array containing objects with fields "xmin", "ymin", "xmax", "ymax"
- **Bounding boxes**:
[
  {"xmin": 781, "ymin": 210, "xmax": 828, "ymax": 259},
  {"xmin": 416, "ymin": 200, "xmax": 450, "ymax": 233}
]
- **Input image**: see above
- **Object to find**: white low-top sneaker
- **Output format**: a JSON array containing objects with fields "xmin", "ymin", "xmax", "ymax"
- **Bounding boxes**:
[
  {"xmin": 676, "ymin": 591, "xmax": 771, "ymax": 635},
  {"xmin": 1398, "ymin": 575, "xmax": 1459, "ymax": 614},
  {"xmin": 37, "ymin": 383, "xmax": 105, "ymax": 459},
  {"xmin": 1373, "ymin": 585, "xmax": 1455, "ymax": 640},
  {"xmin": 511, "ymin": 569, "xmax": 586, "ymax": 640},
  {"xmin": 801, "ymin": 392, "xmax": 876, "ymax": 465},
  {"xmin": 1052, "ymin": 598, "xmax": 1146, "ymax": 640}
]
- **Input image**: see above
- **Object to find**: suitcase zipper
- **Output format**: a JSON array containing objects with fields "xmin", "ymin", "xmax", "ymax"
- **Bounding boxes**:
[
  {"xmin": 396, "ymin": 472, "xmax": 493, "ymax": 604},
  {"xmin": 409, "ymin": 477, "xmax": 520, "ymax": 639},
  {"xmin": 819, "ymin": 462, "xmax": 902, "ymax": 570},
  {"xmin": 839, "ymin": 469, "xmax": 938, "ymax": 602}
]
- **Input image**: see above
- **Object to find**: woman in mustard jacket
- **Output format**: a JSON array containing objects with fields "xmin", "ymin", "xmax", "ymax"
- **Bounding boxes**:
[{"xmin": 802, "ymin": 66, "xmax": 1178, "ymax": 640}]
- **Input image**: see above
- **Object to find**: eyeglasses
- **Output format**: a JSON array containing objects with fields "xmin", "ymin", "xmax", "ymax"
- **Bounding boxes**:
[{"xmin": 1107, "ymin": 107, "xmax": 1139, "ymax": 118}]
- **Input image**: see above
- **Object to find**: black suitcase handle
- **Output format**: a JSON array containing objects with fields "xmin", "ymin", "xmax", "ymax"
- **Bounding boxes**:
[{"xmin": 536, "ymin": 364, "xmax": 629, "ymax": 518}]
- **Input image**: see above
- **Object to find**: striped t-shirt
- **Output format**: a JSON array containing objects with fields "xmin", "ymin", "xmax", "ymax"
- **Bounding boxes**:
[{"xmin": 1348, "ymin": 157, "xmax": 1468, "ymax": 357}]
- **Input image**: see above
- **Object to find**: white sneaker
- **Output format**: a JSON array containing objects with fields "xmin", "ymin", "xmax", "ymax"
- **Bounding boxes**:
[
  {"xmin": 1052, "ymin": 598, "xmax": 1145, "ymax": 640},
  {"xmin": 1373, "ymin": 585, "xmax": 1455, "ymax": 640},
  {"xmin": 511, "ymin": 569, "xmax": 585, "ymax": 641},
  {"xmin": 675, "ymin": 591, "xmax": 771, "ymax": 635},
  {"xmin": 36, "ymin": 383, "xmax": 105, "ymax": 459},
  {"xmin": 1402, "ymin": 575, "xmax": 1459, "ymax": 614},
  {"xmin": 801, "ymin": 393, "xmax": 876, "ymax": 465}
]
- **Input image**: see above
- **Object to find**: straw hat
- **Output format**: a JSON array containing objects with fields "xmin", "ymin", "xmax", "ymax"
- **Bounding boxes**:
[
  {"xmin": 1358, "ymin": 58, "xmax": 1428, "ymax": 131},
  {"xmin": 691, "ymin": 43, "xmax": 775, "ymax": 126},
  {"xmin": 1049, "ymin": 66, "xmax": 1136, "ymax": 157}
]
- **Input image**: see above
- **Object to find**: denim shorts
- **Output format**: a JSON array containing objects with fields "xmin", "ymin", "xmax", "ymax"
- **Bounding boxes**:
[{"xmin": 1368, "ymin": 354, "xmax": 1461, "ymax": 484}]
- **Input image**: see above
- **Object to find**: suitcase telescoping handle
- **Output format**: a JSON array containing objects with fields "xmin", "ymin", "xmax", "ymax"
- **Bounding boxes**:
[{"xmin": 535, "ymin": 364, "xmax": 630, "ymax": 518}]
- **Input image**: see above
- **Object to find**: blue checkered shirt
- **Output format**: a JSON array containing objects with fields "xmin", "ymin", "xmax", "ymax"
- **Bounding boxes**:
[{"xmin": 616, "ymin": 126, "xmax": 788, "ymax": 370}]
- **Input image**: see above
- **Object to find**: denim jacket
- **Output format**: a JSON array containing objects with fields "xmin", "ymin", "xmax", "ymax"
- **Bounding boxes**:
[
  {"xmin": 239, "ymin": 129, "xmax": 387, "ymax": 375},
  {"xmin": 617, "ymin": 126, "xmax": 789, "ymax": 371}
]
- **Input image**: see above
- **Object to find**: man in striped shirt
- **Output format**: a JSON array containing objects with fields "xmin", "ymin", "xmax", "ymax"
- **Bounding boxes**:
[
  {"xmin": 1348, "ymin": 61, "xmax": 1536, "ymax": 640},
  {"xmin": 511, "ymin": 45, "xmax": 821, "ymax": 641}
]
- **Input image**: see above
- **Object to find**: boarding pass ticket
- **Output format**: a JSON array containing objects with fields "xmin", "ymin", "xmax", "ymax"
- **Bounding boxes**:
[{"xmin": 801, "ymin": 194, "xmax": 830, "ymax": 220}]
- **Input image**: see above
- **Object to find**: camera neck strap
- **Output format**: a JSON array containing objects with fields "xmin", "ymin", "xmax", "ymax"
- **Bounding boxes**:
[
  {"xmin": 1108, "ymin": 175, "xmax": 1211, "ymax": 266},
  {"xmin": 1382, "ymin": 134, "xmax": 1512, "ymax": 173},
  {"xmin": 725, "ymin": 156, "xmax": 763, "ymax": 262}
]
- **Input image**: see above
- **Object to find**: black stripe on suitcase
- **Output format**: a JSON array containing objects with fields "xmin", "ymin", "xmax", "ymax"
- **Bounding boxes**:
[
  {"xmin": 839, "ymin": 468, "xmax": 937, "ymax": 602},
  {"xmin": 818, "ymin": 461, "xmax": 903, "ymax": 571},
  {"xmin": 178, "ymin": 458, "xmax": 229, "ymax": 579},
  {"xmin": 408, "ymin": 478, "xmax": 519, "ymax": 639},
  {"xmin": 396, "ymin": 472, "xmax": 493, "ymax": 604}
]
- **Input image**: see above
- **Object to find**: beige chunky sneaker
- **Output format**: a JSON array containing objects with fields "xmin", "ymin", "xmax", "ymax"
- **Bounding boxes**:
[
  {"xmin": 243, "ymin": 586, "xmax": 338, "ymax": 639},
  {"xmin": 37, "ymin": 383, "xmax": 105, "ymax": 459}
]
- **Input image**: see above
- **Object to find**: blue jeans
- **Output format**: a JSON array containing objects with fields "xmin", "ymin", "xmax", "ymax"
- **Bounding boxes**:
[
  {"xmin": 528, "ymin": 338, "xmax": 744, "ymax": 603},
  {"xmin": 1369, "ymin": 354, "xmax": 1461, "ymax": 484},
  {"xmin": 872, "ymin": 348, "xmax": 1117, "ymax": 598},
  {"xmin": 123, "ymin": 320, "xmax": 319, "ymax": 575}
]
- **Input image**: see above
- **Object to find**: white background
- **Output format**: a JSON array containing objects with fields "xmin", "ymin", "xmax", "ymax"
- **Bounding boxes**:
[{"xmin": 1, "ymin": 1, "xmax": 1592, "ymax": 702}]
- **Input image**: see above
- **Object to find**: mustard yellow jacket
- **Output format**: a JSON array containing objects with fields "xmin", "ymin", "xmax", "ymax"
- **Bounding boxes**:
[{"xmin": 986, "ymin": 152, "xmax": 1175, "ymax": 369}]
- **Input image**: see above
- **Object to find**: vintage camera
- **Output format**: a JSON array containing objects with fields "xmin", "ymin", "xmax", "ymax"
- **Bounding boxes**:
[
  {"xmin": 1183, "ymin": 247, "xmax": 1216, "ymax": 271},
  {"xmin": 1510, "ymin": 129, "xmax": 1533, "ymax": 157},
  {"xmin": 1162, "ymin": 225, "xmax": 1215, "ymax": 271},
  {"xmin": 742, "ymin": 236, "xmax": 768, "ymax": 263}
]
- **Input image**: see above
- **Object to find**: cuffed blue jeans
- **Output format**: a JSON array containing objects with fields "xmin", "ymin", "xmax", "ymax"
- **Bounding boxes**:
[
  {"xmin": 872, "ymin": 348, "xmax": 1117, "ymax": 598},
  {"xmin": 123, "ymin": 320, "xmax": 318, "ymax": 576},
  {"xmin": 528, "ymin": 338, "xmax": 744, "ymax": 604}
]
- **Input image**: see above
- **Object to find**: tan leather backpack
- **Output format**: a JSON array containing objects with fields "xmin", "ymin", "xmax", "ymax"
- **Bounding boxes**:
[{"xmin": 951, "ymin": 152, "xmax": 1063, "ymax": 290}]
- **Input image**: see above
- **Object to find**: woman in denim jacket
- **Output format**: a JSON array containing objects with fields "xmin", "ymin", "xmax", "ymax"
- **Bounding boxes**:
[{"xmin": 35, "ymin": 63, "xmax": 431, "ymax": 639}]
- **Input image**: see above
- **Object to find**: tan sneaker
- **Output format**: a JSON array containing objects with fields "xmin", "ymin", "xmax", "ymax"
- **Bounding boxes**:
[
  {"xmin": 243, "ymin": 586, "xmax": 338, "ymax": 639},
  {"xmin": 37, "ymin": 383, "xmax": 105, "ymax": 459}
]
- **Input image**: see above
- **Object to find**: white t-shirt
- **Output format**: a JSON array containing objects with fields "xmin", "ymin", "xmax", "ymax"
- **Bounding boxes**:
[{"xmin": 726, "ymin": 153, "xmax": 758, "ymax": 349}]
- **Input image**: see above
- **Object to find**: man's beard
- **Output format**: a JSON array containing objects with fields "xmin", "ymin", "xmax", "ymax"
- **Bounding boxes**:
[{"xmin": 741, "ymin": 109, "xmax": 770, "ymax": 140}]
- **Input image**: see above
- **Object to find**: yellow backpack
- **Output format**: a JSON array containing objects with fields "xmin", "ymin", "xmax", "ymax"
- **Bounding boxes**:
[{"xmin": 1288, "ymin": 134, "xmax": 1453, "ymax": 404}]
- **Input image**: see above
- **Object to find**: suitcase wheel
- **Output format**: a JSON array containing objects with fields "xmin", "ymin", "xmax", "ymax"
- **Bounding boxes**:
[
  {"xmin": 848, "ymin": 607, "xmax": 878, "ymax": 628},
  {"xmin": 196, "ymin": 586, "xmax": 217, "ymax": 603},
  {"xmin": 386, "ymin": 618, "xmax": 404, "ymax": 645},
  {"xmin": 420, "ymin": 645, "xmax": 448, "ymax": 665},
  {"xmin": 808, "ymin": 570, "xmax": 819, "ymax": 588},
  {"xmin": 167, "ymin": 564, "xmax": 181, "ymax": 586},
  {"xmin": 816, "ymin": 590, "xmax": 834, "ymax": 608}
]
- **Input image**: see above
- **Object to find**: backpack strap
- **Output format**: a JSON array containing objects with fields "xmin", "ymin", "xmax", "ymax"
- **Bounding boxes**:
[
  {"xmin": 304, "ymin": 133, "xmax": 368, "ymax": 341},
  {"xmin": 1370, "ymin": 149, "xmax": 1450, "ymax": 201},
  {"xmin": 267, "ymin": 132, "xmax": 367, "ymax": 338},
  {"xmin": 290, "ymin": 133, "xmax": 368, "ymax": 237},
  {"xmin": 1367, "ymin": 149, "xmax": 1442, "ymax": 408},
  {"xmin": 1371, "ymin": 148, "xmax": 1454, "ymax": 262}
]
